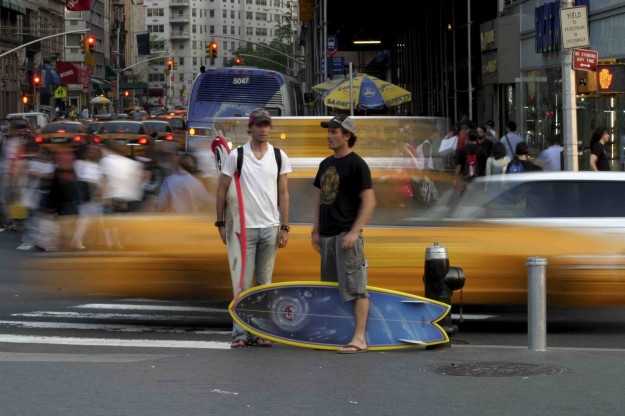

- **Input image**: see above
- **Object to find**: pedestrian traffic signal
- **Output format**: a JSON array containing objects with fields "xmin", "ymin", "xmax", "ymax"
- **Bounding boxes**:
[
  {"xmin": 209, "ymin": 41, "xmax": 218, "ymax": 59},
  {"xmin": 173, "ymin": 61, "xmax": 178, "ymax": 70},
  {"xmin": 234, "ymin": 57, "xmax": 242, "ymax": 65},
  {"xmin": 167, "ymin": 59, "xmax": 173, "ymax": 71},
  {"xmin": 33, "ymin": 74, "xmax": 41, "ymax": 90}
]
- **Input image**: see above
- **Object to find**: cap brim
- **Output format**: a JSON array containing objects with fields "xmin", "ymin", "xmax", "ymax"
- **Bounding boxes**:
[
  {"xmin": 251, "ymin": 117, "xmax": 272, "ymax": 124},
  {"xmin": 320, "ymin": 121, "xmax": 341, "ymax": 129}
]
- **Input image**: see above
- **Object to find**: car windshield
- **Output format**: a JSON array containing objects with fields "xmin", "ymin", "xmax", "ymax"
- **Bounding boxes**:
[
  {"xmin": 159, "ymin": 117, "xmax": 184, "ymax": 129},
  {"xmin": 427, "ymin": 177, "xmax": 625, "ymax": 220},
  {"xmin": 143, "ymin": 122, "xmax": 170, "ymax": 132},
  {"xmin": 42, "ymin": 123, "xmax": 83, "ymax": 134},
  {"xmin": 100, "ymin": 123, "xmax": 143, "ymax": 134},
  {"xmin": 10, "ymin": 119, "xmax": 30, "ymax": 129}
]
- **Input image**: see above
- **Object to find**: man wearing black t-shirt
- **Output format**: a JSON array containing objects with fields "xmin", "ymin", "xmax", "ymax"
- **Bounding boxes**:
[
  {"xmin": 312, "ymin": 115, "xmax": 377, "ymax": 354},
  {"xmin": 589, "ymin": 127, "xmax": 611, "ymax": 171}
]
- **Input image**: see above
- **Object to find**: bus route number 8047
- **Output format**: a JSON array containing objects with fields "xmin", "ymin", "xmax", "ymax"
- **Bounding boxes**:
[{"xmin": 232, "ymin": 77, "xmax": 250, "ymax": 85}]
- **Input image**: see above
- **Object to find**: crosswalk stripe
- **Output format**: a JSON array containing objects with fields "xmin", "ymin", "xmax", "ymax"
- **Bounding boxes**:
[
  {"xmin": 12, "ymin": 311, "xmax": 226, "ymax": 320},
  {"xmin": 0, "ymin": 320, "xmax": 230, "ymax": 334},
  {"xmin": 72, "ymin": 303, "xmax": 229, "ymax": 313},
  {"xmin": 0, "ymin": 335, "xmax": 231, "ymax": 349}
]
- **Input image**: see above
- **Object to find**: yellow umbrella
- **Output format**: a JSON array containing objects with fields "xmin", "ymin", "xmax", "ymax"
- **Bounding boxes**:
[
  {"xmin": 91, "ymin": 95, "xmax": 110, "ymax": 104},
  {"xmin": 312, "ymin": 73, "xmax": 411, "ymax": 110}
]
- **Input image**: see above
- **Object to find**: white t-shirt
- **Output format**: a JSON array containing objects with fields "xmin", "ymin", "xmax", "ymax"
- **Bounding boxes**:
[
  {"xmin": 100, "ymin": 153, "xmax": 143, "ymax": 201},
  {"xmin": 221, "ymin": 143, "xmax": 292, "ymax": 228}
]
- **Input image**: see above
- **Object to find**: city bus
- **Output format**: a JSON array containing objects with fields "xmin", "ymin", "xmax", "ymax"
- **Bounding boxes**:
[{"xmin": 186, "ymin": 67, "xmax": 306, "ymax": 151}]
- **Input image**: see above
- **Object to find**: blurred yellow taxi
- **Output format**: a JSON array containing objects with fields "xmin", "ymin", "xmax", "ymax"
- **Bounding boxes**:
[
  {"xmin": 30, "ymin": 118, "xmax": 625, "ymax": 309},
  {"xmin": 154, "ymin": 115, "xmax": 186, "ymax": 150},
  {"xmin": 35, "ymin": 121, "xmax": 89, "ymax": 148},
  {"xmin": 92, "ymin": 120, "xmax": 152, "ymax": 157}
]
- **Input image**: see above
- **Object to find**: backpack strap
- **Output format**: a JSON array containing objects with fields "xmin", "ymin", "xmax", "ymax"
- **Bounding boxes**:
[
  {"xmin": 236, "ymin": 146, "xmax": 243, "ymax": 177},
  {"xmin": 504, "ymin": 134, "xmax": 514, "ymax": 157},
  {"xmin": 237, "ymin": 146, "xmax": 281, "ymax": 179}
]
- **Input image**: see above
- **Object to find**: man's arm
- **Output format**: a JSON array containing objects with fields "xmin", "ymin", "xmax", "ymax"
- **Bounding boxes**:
[
  {"xmin": 277, "ymin": 173, "xmax": 290, "ymax": 248},
  {"xmin": 215, "ymin": 174, "xmax": 232, "ymax": 244},
  {"xmin": 589, "ymin": 154, "xmax": 599, "ymax": 171},
  {"xmin": 342, "ymin": 188, "xmax": 376, "ymax": 250},
  {"xmin": 311, "ymin": 189, "xmax": 321, "ymax": 252}
]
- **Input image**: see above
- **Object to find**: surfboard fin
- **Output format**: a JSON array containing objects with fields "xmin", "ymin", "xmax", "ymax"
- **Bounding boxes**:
[{"xmin": 398, "ymin": 338, "xmax": 426, "ymax": 345}]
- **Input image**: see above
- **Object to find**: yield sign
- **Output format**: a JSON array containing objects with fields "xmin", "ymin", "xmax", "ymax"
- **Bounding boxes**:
[{"xmin": 573, "ymin": 48, "xmax": 598, "ymax": 72}]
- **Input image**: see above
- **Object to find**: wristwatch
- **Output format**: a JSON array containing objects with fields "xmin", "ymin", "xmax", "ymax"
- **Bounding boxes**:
[
  {"xmin": 280, "ymin": 224, "xmax": 290, "ymax": 232},
  {"xmin": 215, "ymin": 220, "xmax": 225, "ymax": 227}
]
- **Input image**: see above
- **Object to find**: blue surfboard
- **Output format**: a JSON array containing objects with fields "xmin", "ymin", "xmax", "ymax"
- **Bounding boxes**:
[{"xmin": 229, "ymin": 282, "xmax": 451, "ymax": 351}]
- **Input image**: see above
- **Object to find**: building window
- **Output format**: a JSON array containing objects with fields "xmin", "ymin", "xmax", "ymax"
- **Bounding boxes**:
[
  {"xmin": 256, "ymin": 12, "xmax": 266, "ymax": 21},
  {"xmin": 192, "ymin": 8, "xmax": 196, "ymax": 17},
  {"xmin": 210, "ymin": 25, "xmax": 215, "ymax": 34},
  {"xmin": 147, "ymin": 25, "xmax": 164, "ymax": 33},
  {"xmin": 223, "ymin": 26, "xmax": 227, "ymax": 34},
  {"xmin": 255, "ymin": 27, "xmax": 267, "ymax": 36},
  {"xmin": 210, "ymin": 9, "xmax": 214, "ymax": 18},
  {"xmin": 147, "ymin": 8, "xmax": 164, "ymax": 17},
  {"xmin": 246, "ymin": 27, "xmax": 253, "ymax": 36}
]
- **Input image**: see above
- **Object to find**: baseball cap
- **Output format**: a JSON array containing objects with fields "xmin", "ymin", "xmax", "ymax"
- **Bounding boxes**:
[
  {"xmin": 248, "ymin": 108, "xmax": 272, "ymax": 125},
  {"xmin": 320, "ymin": 114, "xmax": 356, "ymax": 134}
]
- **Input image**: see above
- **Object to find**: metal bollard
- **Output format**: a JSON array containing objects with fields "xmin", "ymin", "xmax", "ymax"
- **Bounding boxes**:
[
  {"xmin": 527, "ymin": 257, "xmax": 548, "ymax": 351},
  {"xmin": 423, "ymin": 243, "xmax": 465, "ymax": 336}
]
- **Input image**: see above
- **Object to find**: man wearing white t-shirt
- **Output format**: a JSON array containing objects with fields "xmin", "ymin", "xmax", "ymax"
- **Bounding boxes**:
[{"xmin": 215, "ymin": 108, "xmax": 292, "ymax": 348}]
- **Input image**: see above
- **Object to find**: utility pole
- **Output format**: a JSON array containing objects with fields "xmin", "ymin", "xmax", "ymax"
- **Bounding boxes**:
[
  {"xmin": 467, "ymin": 0, "xmax": 473, "ymax": 121},
  {"xmin": 561, "ymin": 0, "xmax": 579, "ymax": 171}
]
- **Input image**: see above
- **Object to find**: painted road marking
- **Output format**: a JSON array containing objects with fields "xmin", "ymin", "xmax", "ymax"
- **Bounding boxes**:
[
  {"xmin": 72, "ymin": 303, "xmax": 228, "ymax": 313},
  {"xmin": 13, "ymin": 311, "xmax": 222, "ymax": 320},
  {"xmin": 0, "ymin": 320, "xmax": 230, "ymax": 334},
  {"xmin": 0, "ymin": 335, "xmax": 231, "ymax": 349},
  {"xmin": 0, "ymin": 352, "xmax": 174, "ymax": 362}
]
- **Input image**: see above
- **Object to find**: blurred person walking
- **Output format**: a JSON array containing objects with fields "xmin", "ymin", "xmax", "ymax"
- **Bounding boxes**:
[
  {"xmin": 100, "ymin": 139, "xmax": 144, "ymax": 249},
  {"xmin": 485, "ymin": 142, "xmax": 511, "ymax": 176},
  {"xmin": 454, "ymin": 129, "xmax": 487, "ymax": 190},
  {"xmin": 157, "ymin": 152, "xmax": 213, "ymax": 213},
  {"xmin": 215, "ymin": 108, "xmax": 292, "ymax": 348},
  {"xmin": 500, "ymin": 121, "xmax": 525, "ymax": 160},
  {"xmin": 536, "ymin": 136, "xmax": 564, "ymax": 171},
  {"xmin": 589, "ymin": 127, "xmax": 611, "ymax": 171},
  {"xmin": 506, "ymin": 142, "xmax": 543, "ymax": 173},
  {"xmin": 70, "ymin": 144, "xmax": 105, "ymax": 250},
  {"xmin": 312, "ymin": 115, "xmax": 376, "ymax": 354}
]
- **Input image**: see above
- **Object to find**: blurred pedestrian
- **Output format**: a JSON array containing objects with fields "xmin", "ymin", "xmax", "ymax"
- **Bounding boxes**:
[
  {"xmin": 454, "ymin": 129, "xmax": 487, "ymax": 189},
  {"xmin": 477, "ymin": 126, "xmax": 493, "ymax": 156},
  {"xmin": 215, "ymin": 108, "xmax": 292, "ymax": 348},
  {"xmin": 485, "ymin": 142, "xmax": 510, "ymax": 176},
  {"xmin": 486, "ymin": 119, "xmax": 497, "ymax": 138},
  {"xmin": 313, "ymin": 114, "xmax": 376, "ymax": 354},
  {"xmin": 506, "ymin": 141, "xmax": 542, "ymax": 173},
  {"xmin": 536, "ymin": 136, "xmax": 564, "ymax": 171},
  {"xmin": 70, "ymin": 144, "xmax": 104, "ymax": 250},
  {"xmin": 589, "ymin": 127, "xmax": 610, "ymax": 171},
  {"xmin": 157, "ymin": 152, "xmax": 213, "ymax": 213},
  {"xmin": 499, "ymin": 121, "xmax": 525, "ymax": 160}
]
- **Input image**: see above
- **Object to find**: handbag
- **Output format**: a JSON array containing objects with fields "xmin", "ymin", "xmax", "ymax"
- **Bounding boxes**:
[{"xmin": 438, "ymin": 134, "xmax": 458, "ymax": 156}]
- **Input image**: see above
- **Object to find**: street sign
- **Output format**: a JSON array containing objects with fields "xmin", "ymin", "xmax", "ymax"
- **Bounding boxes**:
[
  {"xmin": 572, "ymin": 48, "xmax": 597, "ymax": 72},
  {"xmin": 560, "ymin": 6, "xmax": 589, "ymax": 49},
  {"xmin": 327, "ymin": 35, "xmax": 338, "ymax": 57},
  {"xmin": 53, "ymin": 86, "xmax": 67, "ymax": 99},
  {"xmin": 85, "ymin": 54, "xmax": 95, "ymax": 68},
  {"xmin": 333, "ymin": 56, "xmax": 345, "ymax": 76}
]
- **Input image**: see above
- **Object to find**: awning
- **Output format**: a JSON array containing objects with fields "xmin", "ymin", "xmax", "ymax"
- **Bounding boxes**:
[
  {"xmin": 0, "ymin": 0, "xmax": 26, "ymax": 15},
  {"xmin": 41, "ymin": 64, "xmax": 61, "ymax": 86},
  {"xmin": 56, "ymin": 61, "xmax": 89, "ymax": 84},
  {"xmin": 148, "ymin": 87, "xmax": 164, "ymax": 97},
  {"xmin": 91, "ymin": 78, "xmax": 111, "ymax": 94}
]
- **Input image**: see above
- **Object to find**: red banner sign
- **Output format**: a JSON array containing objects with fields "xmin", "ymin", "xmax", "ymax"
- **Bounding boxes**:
[{"xmin": 65, "ymin": 0, "xmax": 91, "ymax": 12}]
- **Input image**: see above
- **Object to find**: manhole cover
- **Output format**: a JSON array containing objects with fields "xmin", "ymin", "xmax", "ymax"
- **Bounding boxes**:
[{"xmin": 421, "ymin": 362, "xmax": 567, "ymax": 377}]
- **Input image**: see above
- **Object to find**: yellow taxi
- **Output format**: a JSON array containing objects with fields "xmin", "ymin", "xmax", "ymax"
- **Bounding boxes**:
[
  {"xmin": 142, "ymin": 119, "xmax": 177, "ymax": 144},
  {"xmin": 35, "ymin": 121, "xmax": 89, "ymax": 148},
  {"xmin": 92, "ymin": 120, "xmax": 152, "ymax": 157},
  {"xmin": 154, "ymin": 115, "xmax": 186, "ymax": 150}
]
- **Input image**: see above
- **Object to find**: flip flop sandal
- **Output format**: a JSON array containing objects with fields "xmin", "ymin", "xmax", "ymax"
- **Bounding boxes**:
[
  {"xmin": 230, "ymin": 339, "xmax": 248, "ymax": 348},
  {"xmin": 251, "ymin": 338, "xmax": 273, "ymax": 347}
]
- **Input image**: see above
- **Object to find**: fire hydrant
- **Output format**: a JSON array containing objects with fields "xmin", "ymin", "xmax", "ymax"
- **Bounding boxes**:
[{"xmin": 423, "ymin": 242, "xmax": 465, "ymax": 336}]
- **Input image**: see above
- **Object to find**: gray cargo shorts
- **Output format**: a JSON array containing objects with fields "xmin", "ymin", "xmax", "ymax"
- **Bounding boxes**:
[{"xmin": 319, "ymin": 232, "xmax": 369, "ymax": 302}]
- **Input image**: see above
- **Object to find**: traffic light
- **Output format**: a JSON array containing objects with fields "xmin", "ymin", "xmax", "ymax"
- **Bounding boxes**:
[
  {"xmin": 209, "ymin": 41, "xmax": 218, "ymax": 59},
  {"xmin": 124, "ymin": 91, "xmax": 129, "ymax": 97},
  {"xmin": 33, "ymin": 74, "xmax": 41, "ymax": 90},
  {"xmin": 173, "ymin": 61, "xmax": 178, "ymax": 70},
  {"xmin": 83, "ymin": 35, "xmax": 95, "ymax": 54},
  {"xmin": 234, "ymin": 57, "xmax": 242, "ymax": 65},
  {"xmin": 87, "ymin": 36, "xmax": 95, "ymax": 53},
  {"xmin": 22, "ymin": 95, "xmax": 29, "ymax": 104},
  {"xmin": 167, "ymin": 59, "xmax": 173, "ymax": 71},
  {"xmin": 205, "ymin": 42, "xmax": 211, "ymax": 58}
]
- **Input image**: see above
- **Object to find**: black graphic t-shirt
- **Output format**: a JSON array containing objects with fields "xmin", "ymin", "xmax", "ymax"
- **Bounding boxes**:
[{"xmin": 313, "ymin": 152, "xmax": 372, "ymax": 236}]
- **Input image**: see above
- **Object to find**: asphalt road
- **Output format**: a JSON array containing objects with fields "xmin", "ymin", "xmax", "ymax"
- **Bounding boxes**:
[{"xmin": 1, "ymin": 226, "xmax": 624, "ymax": 415}]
